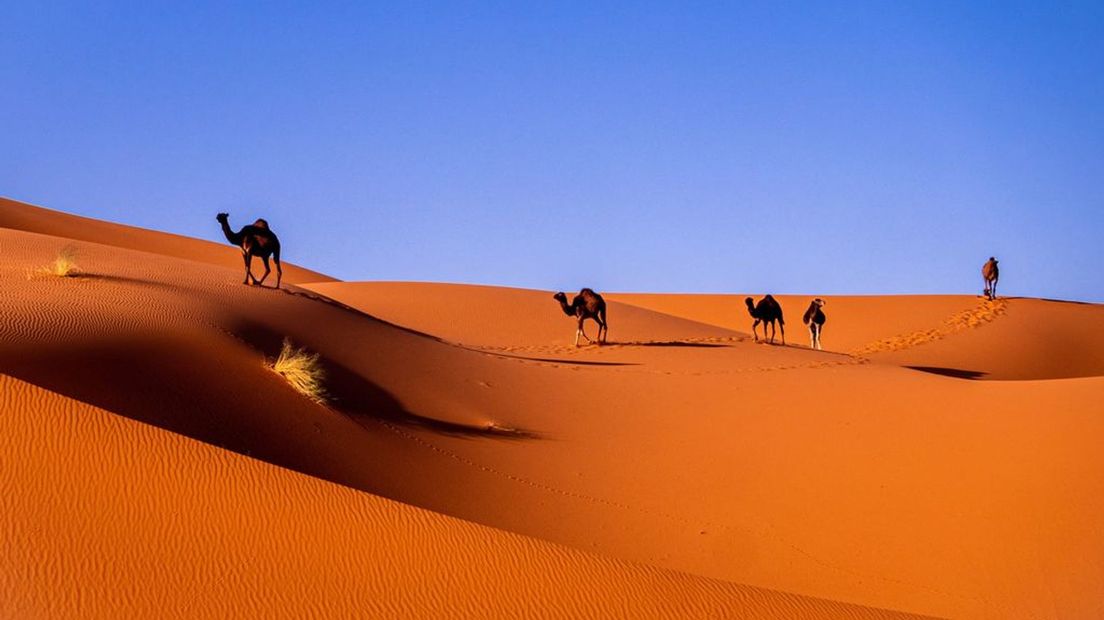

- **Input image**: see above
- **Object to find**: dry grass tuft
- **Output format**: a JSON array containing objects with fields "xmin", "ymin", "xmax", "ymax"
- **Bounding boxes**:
[
  {"xmin": 33, "ymin": 246, "xmax": 81, "ymax": 278},
  {"xmin": 269, "ymin": 339, "xmax": 327, "ymax": 404}
]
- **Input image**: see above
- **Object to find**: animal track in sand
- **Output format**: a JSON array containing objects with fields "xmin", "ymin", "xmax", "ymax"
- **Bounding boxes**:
[{"xmin": 850, "ymin": 298, "xmax": 1008, "ymax": 356}]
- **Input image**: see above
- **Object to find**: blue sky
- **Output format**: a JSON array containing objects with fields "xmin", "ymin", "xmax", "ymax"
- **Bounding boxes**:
[{"xmin": 3, "ymin": 2, "xmax": 1102, "ymax": 301}]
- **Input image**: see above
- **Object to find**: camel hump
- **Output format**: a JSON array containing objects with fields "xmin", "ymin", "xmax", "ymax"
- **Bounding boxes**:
[
  {"xmin": 982, "ymin": 260, "xmax": 998, "ymax": 278},
  {"xmin": 253, "ymin": 218, "xmax": 269, "ymax": 229},
  {"xmin": 580, "ymin": 287, "xmax": 597, "ymax": 295},
  {"xmin": 769, "ymin": 296, "xmax": 784, "ymax": 323}
]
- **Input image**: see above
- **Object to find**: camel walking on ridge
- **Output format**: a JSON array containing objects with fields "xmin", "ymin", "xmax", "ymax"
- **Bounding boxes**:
[
  {"xmin": 216, "ymin": 213, "xmax": 283, "ymax": 288},
  {"xmin": 802, "ymin": 298, "xmax": 827, "ymax": 350},
  {"xmin": 745, "ymin": 295, "xmax": 785, "ymax": 345},
  {"xmin": 982, "ymin": 257, "xmax": 999, "ymax": 300},
  {"xmin": 553, "ymin": 288, "xmax": 608, "ymax": 346}
]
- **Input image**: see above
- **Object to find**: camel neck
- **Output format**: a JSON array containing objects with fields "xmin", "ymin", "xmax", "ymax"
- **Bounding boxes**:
[{"xmin": 219, "ymin": 220, "xmax": 241, "ymax": 244}]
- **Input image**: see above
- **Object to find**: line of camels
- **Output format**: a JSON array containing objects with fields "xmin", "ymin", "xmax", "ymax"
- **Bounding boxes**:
[
  {"xmin": 214, "ymin": 214, "xmax": 1000, "ymax": 352},
  {"xmin": 553, "ymin": 288, "xmax": 827, "ymax": 349}
]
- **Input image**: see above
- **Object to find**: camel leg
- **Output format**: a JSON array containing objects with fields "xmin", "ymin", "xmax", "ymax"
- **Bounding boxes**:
[
  {"xmin": 991, "ymin": 280, "xmax": 997, "ymax": 300},
  {"xmin": 579, "ymin": 318, "xmax": 592, "ymax": 344},
  {"xmin": 256, "ymin": 255, "xmax": 271, "ymax": 286},
  {"xmin": 273, "ymin": 248, "xmax": 283, "ymax": 289},
  {"xmin": 242, "ymin": 253, "xmax": 255, "ymax": 285},
  {"xmin": 810, "ymin": 325, "xmax": 816, "ymax": 349},
  {"xmin": 752, "ymin": 319, "xmax": 760, "ymax": 342}
]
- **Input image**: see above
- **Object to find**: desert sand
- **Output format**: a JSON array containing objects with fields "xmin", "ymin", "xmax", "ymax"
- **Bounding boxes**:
[{"xmin": 2, "ymin": 197, "xmax": 1101, "ymax": 618}]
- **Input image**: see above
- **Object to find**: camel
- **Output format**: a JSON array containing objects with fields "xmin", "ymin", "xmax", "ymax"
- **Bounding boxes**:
[
  {"xmin": 982, "ymin": 257, "xmax": 999, "ymax": 300},
  {"xmin": 745, "ymin": 295, "xmax": 785, "ymax": 344},
  {"xmin": 216, "ymin": 213, "xmax": 283, "ymax": 289},
  {"xmin": 802, "ymin": 298, "xmax": 827, "ymax": 350},
  {"xmin": 553, "ymin": 288, "xmax": 608, "ymax": 346}
]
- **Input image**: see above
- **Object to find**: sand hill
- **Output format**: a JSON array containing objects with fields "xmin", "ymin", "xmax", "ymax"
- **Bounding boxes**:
[{"xmin": 2, "ymin": 197, "xmax": 1101, "ymax": 618}]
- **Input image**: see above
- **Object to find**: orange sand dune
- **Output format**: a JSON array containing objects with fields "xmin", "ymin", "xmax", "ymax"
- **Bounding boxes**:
[
  {"xmin": 2, "ymin": 205, "xmax": 1103, "ymax": 618},
  {"xmin": 862, "ymin": 298, "xmax": 1104, "ymax": 380},
  {"xmin": 303, "ymin": 281, "xmax": 741, "ymax": 349},
  {"xmin": 613, "ymin": 293, "xmax": 1104, "ymax": 380},
  {"xmin": 0, "ymin": 196, "xmax": 334, "ymax": 284},
  {"xmin": 300, "ymin": 280, "xmax": 831, "ymax": 376},
  {"xmin": 610, "ymin": 293, "xmax": 981, "ymax": 352},
  {"xmin": 3, "ymin": 374, "xmax": 921, "ymax": 619}
]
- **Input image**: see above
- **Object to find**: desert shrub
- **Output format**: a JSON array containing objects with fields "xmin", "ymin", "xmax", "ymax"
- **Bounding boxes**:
[
  {"xmin": 269, "ymin": 339, "xmax": 328, "ymax": 404},
  {"xmin": 38, "ymin": 246, "xmax": 80, "ymax": 277}
]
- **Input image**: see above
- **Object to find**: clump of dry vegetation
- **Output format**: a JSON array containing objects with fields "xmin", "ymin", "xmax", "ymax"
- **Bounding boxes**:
[
  {"xmin": 269, "ymin": 339, "xmax": 327, "ymax": 404},
  {"xmin": 33, "ymin": 245, "xmax": 81, "ymax": 278}
]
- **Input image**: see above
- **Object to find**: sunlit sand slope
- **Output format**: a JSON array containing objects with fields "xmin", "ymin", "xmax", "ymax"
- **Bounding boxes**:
[
  {"xmin": 1, "ymin": 375, "xmax": 924, "ymax": 619},
  {"xmin": 303, "ymin": 281, "xmax": 741, "ymax": 348},
  {"xmin": 613, "ymin": 293, "xmax": 1104, "ymax": 379},
  {"xmin": 0, "ymin": 196, "xmax": 334, "ymax": 283},
  {"xmin": 2, "ymin": 206, "xmax": 1102, "ymax": 619}
]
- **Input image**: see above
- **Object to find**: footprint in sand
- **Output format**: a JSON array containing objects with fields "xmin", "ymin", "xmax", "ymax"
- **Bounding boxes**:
[{"xmin": 851, "ymin": 299, "xmax": 1008, "ymax": 356}]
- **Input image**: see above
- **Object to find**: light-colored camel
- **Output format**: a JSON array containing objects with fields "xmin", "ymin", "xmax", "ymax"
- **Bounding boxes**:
[
  {"xmin": 802, "ymin": 298, "xmax": 827, "ymax": 350},
  {"xmin": 982, "ymin": 257, "xmax": 999, "ymax": 300}
]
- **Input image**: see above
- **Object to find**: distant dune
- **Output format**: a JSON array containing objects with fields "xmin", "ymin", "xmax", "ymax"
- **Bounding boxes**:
[
  {"xmin": 1, "ymin": 196, "xmax": 1101, "ymax": 618},
  {"xmin": 0, "ymin": 196, "xmax": 334, "ymax": 284}
]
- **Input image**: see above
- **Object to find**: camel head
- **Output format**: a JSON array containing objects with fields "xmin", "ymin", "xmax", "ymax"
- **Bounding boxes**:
[
  {"xmin": 553, "ymin": 292, "xmax": 576, "ymax": 316},
  {"xmin": 216, "ymin": 212, "xmax": 230, "ymax": 223},
  {"xmin": 744, "ymin": 296, "xmax": 755, "ymax": 309},
  {"xmin": 813, "ymin": 298, "xmax": 826, "ymax": 308}
]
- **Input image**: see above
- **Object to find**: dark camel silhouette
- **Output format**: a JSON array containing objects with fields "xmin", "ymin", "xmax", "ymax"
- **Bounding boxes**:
[
  {"xmin": 982, "ymin": 257, "xmax": 999, "ymax": 300},
  {"xmin": 553, "ymin": 288, "xmax": 608, "ymax": 346},
  {"xmin": 216, "ymin": 213, "xmax": 282, "ymax": 289},
  {"xmin": 745, "ymin": 295, "xmax": 785, "ymax": 344},
  {"xmin": 802, "ymin": 298, "xmax": 827, "ymax": 350}
]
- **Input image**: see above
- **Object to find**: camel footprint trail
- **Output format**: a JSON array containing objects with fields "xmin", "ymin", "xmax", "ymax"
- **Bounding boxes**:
[{"xmin": 851, "ymin": 299, "xmax": 1008, "ymax": 356}]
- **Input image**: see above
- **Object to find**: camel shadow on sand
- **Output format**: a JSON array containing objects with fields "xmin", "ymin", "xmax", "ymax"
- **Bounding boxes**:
[
  {"xmin": 605, "ymin": 340, "xmax": 732, "ymax": 349},
  {"xmin": 905, "ymin": 366, "xmax": 989, "ymax": 380}
]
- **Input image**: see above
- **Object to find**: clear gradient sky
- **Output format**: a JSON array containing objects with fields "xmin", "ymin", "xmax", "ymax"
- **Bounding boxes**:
[{"xmin": 3, "ymin": 2, "xmax": 1102, "ymax": 301}]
